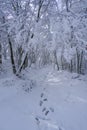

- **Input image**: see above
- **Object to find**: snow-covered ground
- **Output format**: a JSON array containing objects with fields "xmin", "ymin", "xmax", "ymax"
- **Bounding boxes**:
[{"xmin": 0, "ymin": 66, "xmax": 87, "ymax": 130}]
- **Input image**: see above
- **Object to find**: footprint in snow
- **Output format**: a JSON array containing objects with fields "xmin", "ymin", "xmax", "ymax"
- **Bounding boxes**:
[
  {"xmin": 41, "ymin": 93, "xmax": 44, "ymax": 98},
  {"xmin": 35, "ymin": 116, "xmax": 65, "ymax": 130},
  {"xmin": 39, "ymin": 92, "xmax": 54, "ymax": 117}
]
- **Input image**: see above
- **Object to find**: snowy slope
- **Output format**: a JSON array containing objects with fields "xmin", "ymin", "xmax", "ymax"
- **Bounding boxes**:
[{"xmin": 0, "ymin": 66, "xmax": 87, "ymax": 130}]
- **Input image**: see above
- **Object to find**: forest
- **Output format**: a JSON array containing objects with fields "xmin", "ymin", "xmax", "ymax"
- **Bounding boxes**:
[
  {"xmin": 0, "ymin": 0, "xmax": 87, "ymax": 130},
  {"xmin": 0, "ymin": 0, "xmax": 87, "ymax": 75}
]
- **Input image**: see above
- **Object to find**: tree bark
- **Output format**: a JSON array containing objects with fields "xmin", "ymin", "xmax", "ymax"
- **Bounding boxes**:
[
  {"xmin": 0, "ymin": 43, "xmax": 2, "ymax": 64},
  {"xmin": 54, "ymin": 50, "xmax": 59, "ymax": 70},
  {"xmin": 8, "ymin": 35, "xmax": 16, "ymax": 74},
  {"xmin": 17, "ymin": 52, "xmax": 28, "ymax": 74},
  {"xmin": 79, "ymin": 51, "xmax": 83, "ymax": 74}
]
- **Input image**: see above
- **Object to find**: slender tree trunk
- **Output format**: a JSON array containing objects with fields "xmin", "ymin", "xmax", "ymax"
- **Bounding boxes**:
[
  {"xmin": 61, "ymin": 55, "xmax": 64, "ymax": 70},
  {"xmin": 8, "ymin": 35, "xmax": 16, "ymax": 74},
  {"xmin": 70, "ymin": 59, "xmax": 73, "ymax": 72},
  {"xmin": 79, "ymin": 51, "xmax": 83, "ymax": 74},
  {"xmin": 76, "ymin": 48, "xmax": 80, "ymax": 74},
  {"xmin": 0, "ymin": 43, "xmax": 2, "ymax": 64},
  {"xmin": 66, "ymin": 0, "xmax": 69, "ymax": 12},
  {"xmin": 23, "ymin": 53, "xmax": 28, "ymax": 69},
  {"xmin": 17, "ymin": 52, "xmax": 28, "ymax": 74},
  {"xmin": 54, "ymin": 50, "xmax": 59, "ymax": 70},
  {"xmin": 17, "ymin": 46, "xmax": 24, "ymax": 68}
]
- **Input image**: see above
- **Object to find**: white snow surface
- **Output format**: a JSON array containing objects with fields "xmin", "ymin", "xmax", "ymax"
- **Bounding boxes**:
[{"xmin": 0, "ymin": 66, "xmax": 87, "ymax": 130}]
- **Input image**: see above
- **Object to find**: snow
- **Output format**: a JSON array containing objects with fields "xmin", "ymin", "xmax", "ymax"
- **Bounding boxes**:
[{"xmin": 0, "ymin": 66, "xmax": 87, "ymax": 130}]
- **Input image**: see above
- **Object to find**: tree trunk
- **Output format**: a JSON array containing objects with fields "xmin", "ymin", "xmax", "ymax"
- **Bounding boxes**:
[
  {"xmin": 66, "ymin": 0, "xmax": 69, "ymax": 12},
  {"xmin": 0, "ymin": 43, "xmax": 2, "ymax": 64},
  {"xmin": 8, "ymin": 35, "xmax": 16, "ymax": 74},
  {"xmin": 76, "ymin": 48, "xmax": 80, "ymax": 74},
  {"xmin": 70, "ymin": 59, "xmax": 73, "ymax": 72},
  {"xmin": 17, "ymin": 46, "xmax": 24, "ymax": 68},
  {"xmin": 17, "ymin": 52, "xmax": 28, "ymax": 74},
  {"xmin": 61, "ymin": 55, "xmax": 64, "ymax": 70},
  {"xmin": 79, "ymin": 51, "xmax": 83, "ymax": 74},
  {"xmin": 54, "ymin": 50, "xmax": 59, "ymax": 70},
  {"xmin": 23, "ymin": 53, "xmax": 28, "ymax": 69}
]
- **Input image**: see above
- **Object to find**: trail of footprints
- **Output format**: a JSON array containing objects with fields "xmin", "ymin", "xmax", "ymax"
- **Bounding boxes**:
[
  {"xmin": 36, "ymin": 90, "xmax": 65, "ymax": 130},
  {"xmin": 39, "ymin": 90, "xmax": 54, "ymax": 116}
]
